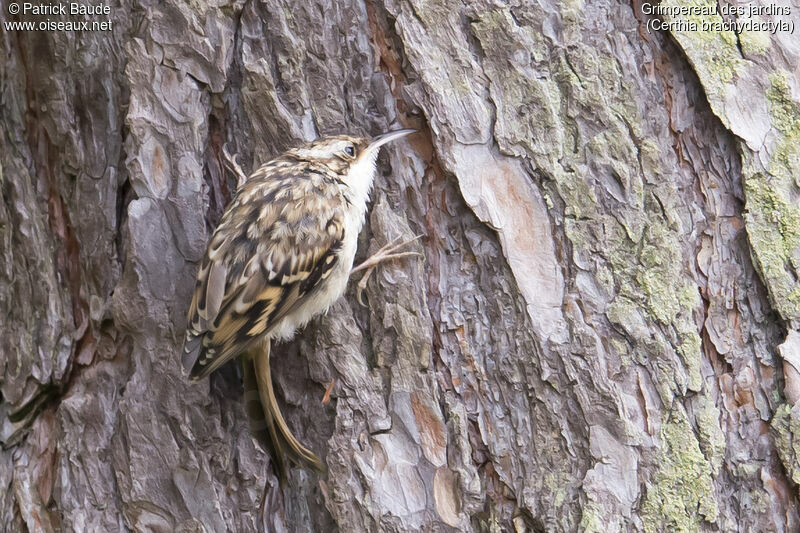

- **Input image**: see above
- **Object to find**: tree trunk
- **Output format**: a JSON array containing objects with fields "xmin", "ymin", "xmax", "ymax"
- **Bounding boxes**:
[{"xmin": 2, "ymin": 0, "xmax": 799, "ymax": 531}]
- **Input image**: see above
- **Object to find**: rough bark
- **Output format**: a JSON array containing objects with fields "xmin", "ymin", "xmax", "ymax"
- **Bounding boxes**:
[{"xmin": 2, "ymin": 0, "xmax": 799, "ymax": 531}]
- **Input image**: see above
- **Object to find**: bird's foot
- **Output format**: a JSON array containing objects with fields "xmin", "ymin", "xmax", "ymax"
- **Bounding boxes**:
[
  {"xmin": 351, "ymin": 234, "xmax": 424, "ymax": 305},
  {"xmin": 222, "ymin": 143, "xmax": 248, "ymax": 187}
]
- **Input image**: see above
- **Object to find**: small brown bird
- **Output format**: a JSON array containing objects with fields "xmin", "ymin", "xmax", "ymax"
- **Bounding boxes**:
[{"xmin": 182, "ymin": 129, "xmax": 417, "ymax": 483}]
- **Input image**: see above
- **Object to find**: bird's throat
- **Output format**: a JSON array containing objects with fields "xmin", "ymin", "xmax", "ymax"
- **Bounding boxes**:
[{"xmin": 345, "ymin": 152, "xmax": 379, "ymax": 223}]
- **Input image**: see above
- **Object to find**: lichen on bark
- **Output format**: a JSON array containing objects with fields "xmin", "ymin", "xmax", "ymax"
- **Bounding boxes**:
[
  {"xmin": 2, "ymin": 0, "xmax": 800, "ymax": 531},
  {"xmin": 642, "ymin": 408, "xmax": 718, "ymax": 532}
]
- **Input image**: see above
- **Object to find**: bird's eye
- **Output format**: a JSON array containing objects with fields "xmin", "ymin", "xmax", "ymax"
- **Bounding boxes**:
[{"xmin": 344, "ymin": 145, "xmax": 355, "ymax": 157}]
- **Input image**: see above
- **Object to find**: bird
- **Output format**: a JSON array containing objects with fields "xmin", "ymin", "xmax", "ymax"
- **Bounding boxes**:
[{"xmin": 182, "ymin": 129, "xmax": 418, "ymax": 484}]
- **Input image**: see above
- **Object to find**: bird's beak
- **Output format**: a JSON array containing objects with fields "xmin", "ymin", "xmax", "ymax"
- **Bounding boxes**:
[{"xmin": 368, "ymin": 129, "xmax": 416, "ymax": 151}]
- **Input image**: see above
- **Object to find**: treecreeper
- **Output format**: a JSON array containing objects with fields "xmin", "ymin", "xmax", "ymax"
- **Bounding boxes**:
[{"xmin": 182, "ymin": 129, "xmax": 419, "ymax": 484}]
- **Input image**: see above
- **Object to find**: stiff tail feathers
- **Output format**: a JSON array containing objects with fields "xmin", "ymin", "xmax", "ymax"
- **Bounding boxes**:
[{"xmin": 242, "ymin": 342, "xmax": 325, "ymax": 485}]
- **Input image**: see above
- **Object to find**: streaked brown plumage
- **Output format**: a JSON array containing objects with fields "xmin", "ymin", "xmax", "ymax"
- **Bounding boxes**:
[{"xmin": 182, "ymin": 130, "xmax": 415, "ymax": 483}]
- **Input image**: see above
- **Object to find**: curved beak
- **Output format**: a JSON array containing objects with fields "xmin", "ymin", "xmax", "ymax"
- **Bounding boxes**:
[{"xmin": 368, "ymin": 129, "xmax": 416, "ymax": 151}]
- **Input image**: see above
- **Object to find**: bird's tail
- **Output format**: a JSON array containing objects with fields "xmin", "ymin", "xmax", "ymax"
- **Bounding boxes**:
[{"xmin": 241, "ymin": 341, "xmax": 325, "ymax": 485}]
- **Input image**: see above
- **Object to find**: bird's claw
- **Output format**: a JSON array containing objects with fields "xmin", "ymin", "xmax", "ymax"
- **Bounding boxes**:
[
  {"xmin": 352, "ymin": 234, "xmax": 424, "ymax": 306},
  {"xmin": 356, "ymin": 268, "xmax": 374, "ymax": 306}
]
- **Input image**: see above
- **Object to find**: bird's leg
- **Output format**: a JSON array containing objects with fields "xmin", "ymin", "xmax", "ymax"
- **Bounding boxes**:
[
  {"xmin": 350, "ymin": 234, "xmax": 424, "ymax": 274},
  {"xmin": 351, "ymin": 234, "xmax": 424, "ymax": 305},
  {"xmin": 222, "ymin": 143, "xmax": 248, "ymax": 188}
]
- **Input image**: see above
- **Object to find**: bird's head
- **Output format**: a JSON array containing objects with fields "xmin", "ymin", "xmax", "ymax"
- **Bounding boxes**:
[{"xmin": 289, "ymin": 129, "xmax": 415, "ymax": 201}]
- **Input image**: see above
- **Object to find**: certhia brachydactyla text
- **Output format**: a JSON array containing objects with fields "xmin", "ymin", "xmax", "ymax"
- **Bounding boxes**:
[{"xmin": 182, "ymin": 129, "xmax": 419, "ymax": 483}]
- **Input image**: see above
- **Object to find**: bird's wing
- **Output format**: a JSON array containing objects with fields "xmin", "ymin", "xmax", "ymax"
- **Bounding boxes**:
[{"xmin": 182, "ymin": 167, "xmax": 345, "ymax": 380}]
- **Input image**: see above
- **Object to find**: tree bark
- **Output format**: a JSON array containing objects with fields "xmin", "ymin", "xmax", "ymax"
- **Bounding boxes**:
[{"xmin": 2, "ymin": 0, "xmax": 799, "ymax": 531}]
